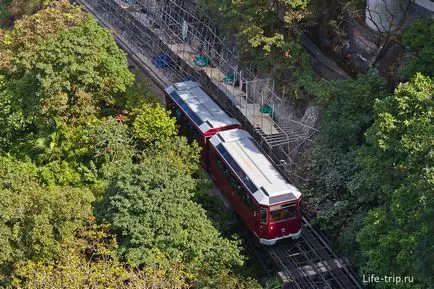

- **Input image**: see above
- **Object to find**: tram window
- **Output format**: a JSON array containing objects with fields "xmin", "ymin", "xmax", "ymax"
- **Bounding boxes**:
[
  {"xmin": 183, "ymin": 122, "xmax": 200, "ymax": 143},
  {"xmin": 235, "ymin": 182, "xmax": 243, "ymax": 195},
  {"xmin": 228, "ymin": 174, "xmax": 237, "ymax": 187},
  {"xmin": 187, "ymin": 123, "xmax": 193, "ymax": 134},
  {"xmin": 226, "ymin": 173, "xmax": 252, "ymax": 209},
  {"xmin": 192, "ymin": 126, "xmax": 199, "ymax": 139},
  {"xmin": 174, "ymin": 108, "xmax": 181, "ymax": 120},
  {"xmin": 215, "ymin": 157, "xmax": 230, "ymax": 177},
  {"xmin": 244, "ymin": 194, "xmax": 252, "ymax": 207},
  {"xmin": 216, "ymin": 158, "xmax": 224, "ymax": 171},
  {"xmin": 236, "ymin": 181, "xmax": 252, "ymax": 208},
  {"xmin": 270, "ymin": 203, "xmax": 297, "ymax": 223},
  {"xmin": 260, "ymin": 207, "xmax": 267, "ymax": 224}
]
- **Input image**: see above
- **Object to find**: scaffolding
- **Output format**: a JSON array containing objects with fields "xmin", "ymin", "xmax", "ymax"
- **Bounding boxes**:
[{"xmin": 82, "ymin": 0, "xmax": 318, "ymax": 182}]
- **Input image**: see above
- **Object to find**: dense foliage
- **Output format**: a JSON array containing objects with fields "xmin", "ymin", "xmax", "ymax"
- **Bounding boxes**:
[
  {"xmin": 303, "ymin": 72, "xmax": 387, "ymax": 234},
  {"xmin": 304, "ymin": 71, "xmax": 433, "ymax": 288},
  {"xmin": 402, "ymin": 19, "xmax": 434, "ymax": 78},
  {"xmin": 96, "ymin": 158, "xmax": 244, "ymax": 280},
  {"xmin": 0, "ymin": 0, "xmax": 50, "ymax": 27},
  {"xmin": 0, "ymin": 0, "xmax": 133, "ymax": 153},
  {"xmin": 0, "ymin": 156, "xmax": 94, "ymax": 271},
  {"xmin": 198, "ymin": 0, "xmax": 315, "ymax": 100},
  {"xmin": 356, "ymin": 74, "xmax": 433, "ymax": 289},
  {"xmin": 133, "ymin": 103, "xmax": 177, "ymax": 143},
  {"xmin": 11, "ymin": 222, "xmax": 192, "ymax": 289},
  {"xmin": 1, "ymin": 1, "xmax": 432, "ymax": 288},
  {"xmin": 0, "ymin": 2, "xmax": 261, "ymax": 288}
]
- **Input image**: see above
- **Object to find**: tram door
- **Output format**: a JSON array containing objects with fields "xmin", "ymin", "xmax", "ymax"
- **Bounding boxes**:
[
  {"xmin": 203, "ymin": 136, "xmax": 212, "ymax": 170},
  {"xmin": 259, "ymin": 206, "xmax": 268, "ymax": 238}
]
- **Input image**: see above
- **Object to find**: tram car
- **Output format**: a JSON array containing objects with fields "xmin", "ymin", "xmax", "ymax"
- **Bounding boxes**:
[
  {"xmin": 164, "ymin": 81, "xmax": 302, "ymax": 245},
  {"xmin": 164, "ymin": 81, "xmax": 240, "ymax": 167}
]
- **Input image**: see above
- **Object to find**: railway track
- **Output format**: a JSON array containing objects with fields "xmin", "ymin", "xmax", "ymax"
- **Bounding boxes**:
[
  {"xmin": 267, "ymin": 217, "xmax": 363, "ymax": 289},
  {"xmin": 75, "ymin": 1, "xmax": 365, "ymax": 288},
  {"xmin": 238, "ymin": 224, "xmax": 278, "ymax": 278}
]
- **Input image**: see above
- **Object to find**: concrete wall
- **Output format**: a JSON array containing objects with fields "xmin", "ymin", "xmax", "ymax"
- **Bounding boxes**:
[
  {"xmin": 365, "ymin": 0, "xmax": 410, "ymax": 32},
  {"xmin": 410, "ymin": 0, "xmax": 434, "ymax": 19}
]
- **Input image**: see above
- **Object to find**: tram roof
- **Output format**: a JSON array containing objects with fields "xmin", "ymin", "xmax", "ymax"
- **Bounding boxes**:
[
  {"xmin": 210, "ymin": 129, "xmax": 301, "ymax": 206},
  {"xmin": 164, "ymin": 81, "xmax": 240, "ymax": 133}
]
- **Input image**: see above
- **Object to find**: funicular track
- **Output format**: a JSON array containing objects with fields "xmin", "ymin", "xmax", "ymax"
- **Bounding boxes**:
[
  {"xmin": 75, "ymin": 1, "xmax": 365, "ymax": 288},
  {"xmin": 268, "ymin": 217, "xmax": 363, "ymax": 289}
]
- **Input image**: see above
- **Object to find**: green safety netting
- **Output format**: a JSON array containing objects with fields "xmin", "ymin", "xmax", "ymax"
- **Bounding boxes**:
[
  {"xmin": 194, "ymin": 53, "xmax": 209, "ymax": 67},
  {"xmin": 259, "ymin": 105, "xmax": 273, "ymax": 116},
  {"xmin": 223, "ymin": 72, "xmax": 235, "ymax": 84}
]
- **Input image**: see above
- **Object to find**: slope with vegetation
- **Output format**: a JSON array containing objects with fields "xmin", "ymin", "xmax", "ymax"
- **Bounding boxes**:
[
  {"xmin": 0, "ymin": 1, "xmax": 261, "ymax": 288},
  {"xmin": 199, "ymin": 1, "xmax": 433, "ymax": 288}
]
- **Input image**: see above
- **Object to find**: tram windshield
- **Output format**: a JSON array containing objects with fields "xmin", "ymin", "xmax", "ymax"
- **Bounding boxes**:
[{"xmin": 270, "ymin": 203, "xmax": 297, "ymax": 223}]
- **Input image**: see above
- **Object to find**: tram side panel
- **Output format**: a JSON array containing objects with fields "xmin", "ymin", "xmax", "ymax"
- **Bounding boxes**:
[{"xmin": 208, "ymin": 144, "xmax": 260, "ymax": 235}]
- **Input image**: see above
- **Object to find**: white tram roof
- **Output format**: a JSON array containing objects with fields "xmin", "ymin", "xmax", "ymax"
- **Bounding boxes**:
[
  {"xmin": 210, "ymin": 129, "xmax": 301, "ymax": 206},
  {"xmin": 164, "ymin": 81, "xmax": 240, "ymax": 133}
]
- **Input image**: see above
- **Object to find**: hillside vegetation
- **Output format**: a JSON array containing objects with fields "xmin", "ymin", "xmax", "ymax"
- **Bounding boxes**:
[
  {"xmin": 0, "ymin": 1, "xmax": 261, "ymax": 288},
  {"xmin": 199, "ymin": 1, "xmax": 433, "ymax": 288},
  {"xmin": 0, "ymin": 0, "xmax": 432, "ymax": 289}
]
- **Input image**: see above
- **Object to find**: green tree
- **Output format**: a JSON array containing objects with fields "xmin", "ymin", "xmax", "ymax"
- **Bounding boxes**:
[
  {"xmin": 402, "ymin": 19, "xmax": 434, "ymax": 78},
  {"xmin": 141, "ymin": 135, "xmax": 201, "ymax": 175},
  {"xmin": 198, "ymin": 0, "xmax": 313, "ymax": 100},
  {"xmin": 0, "ymin": 74, "xmax": 30, "ymax": 150},
  {"xmin": 0, "ymin": 0, "xmax": 51, "ymax": 28},
  {"xmin": 132, "ymin": 103, "xmax": 177, "ymax": 143},
  {"xmin": 0, "ymin": 0, "xmax": 134, "ymax": 150},
  {"xmin": 91, "ymin": 117, "xmax": 135, "ymax": 171},
  {"xmin": 0, "ymin": 0, "xmax": 88, "ymax": 68},
  {"xmin": 303, "ymin": 72, "xmax": 387, "ymax": 236},
  {"xmin": 199, "ymin": 0, "xmax": 309, "ymax": 56},
  {"xmin": 96, "ymin": 157, "xmax": 244, "ymax": 282},
  {"xmin": 0, "ymin": 156, "xmax": 94, "ymax": 272},
  {"xmin": 357, "ymin": 74, "xmax": 434, "ymax": 289},
  {"xmin": 10, "ymin": 222, "xmax": 192, "ymax": 289}
]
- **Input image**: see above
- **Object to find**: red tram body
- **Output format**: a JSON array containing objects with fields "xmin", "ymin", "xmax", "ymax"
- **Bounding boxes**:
[
  {"xmin": 165, "ymin": 81, "xmax": 302, "ymax": 245},
  {"xmin": 164, "ymin": 81, "xmax": 241, "ymax": 167},
  {"xmin": 209, "ymin": 129, "xmax": 302, "ymax": 245}
]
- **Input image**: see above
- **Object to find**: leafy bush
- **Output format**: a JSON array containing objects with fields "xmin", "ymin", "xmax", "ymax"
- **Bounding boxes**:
[
  {"xmin": 356, "ymin": 74, "xmax": 434, "ymax": 289},
  {"xmin": 303, "ymin": 72, "xmax": 387, "ymax": 248},
  {"xmin": 133, "ymin": 103, "xmax": 177, "ymax": 143},
  {"xmin": 0, "ymin": 156, "xmax": 94, "ymax": 271},
  {"xmin": 402, "ymin": 19, "xmax": 434, "ymax": 78}
]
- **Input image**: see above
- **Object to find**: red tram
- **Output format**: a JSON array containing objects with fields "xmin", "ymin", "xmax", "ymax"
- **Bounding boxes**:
[
  {"xmin": 164, "ymin": 81, "xmax": 240, "ymax": 167},
  {"xmin": 165, "ymin": 81, "xmax": 302, "ymax": 245}
]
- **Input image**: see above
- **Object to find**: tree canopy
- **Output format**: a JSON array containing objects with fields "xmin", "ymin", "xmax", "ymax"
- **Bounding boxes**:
[
  {"xmin": 0, "ymin": 0, "xmax": 133, "ymax": 152},
  {"xmin": 198, "ymin": 0, "xmax": 314, "ymax": 100},
  {"xmin": 132, "ymin": 103, "xmax": 177, "ymax": 143},
  {"xmin": 96, "ymin": 157, "xmax": 244, "ymax": 280},
  {"xmin": 356, "ymin": 74, "xmax": 434, "ymax": 289},
  {"xmin": 0, "ymin": 155, "xmax": 94, "ymax": 271},
  {"xmin": 402, "ymin": 19, "xmax": 434, "ymax": 78},
  {"xmin": 0, "ymin": 2, "xmax": 261, "ymax": 288},
  {"xmin": 1, "ymin": 1, "xmax": 432, "ymax": 288},
  {"xmin": 303, "ymin": 72, "xmax": 387, "ymax": 235},
  {"xmin": 11, "ymin": 222, "xmax": 192, "ymax": 289}
]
